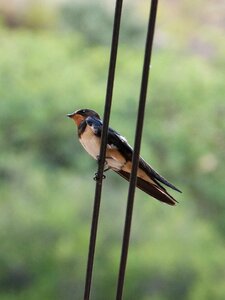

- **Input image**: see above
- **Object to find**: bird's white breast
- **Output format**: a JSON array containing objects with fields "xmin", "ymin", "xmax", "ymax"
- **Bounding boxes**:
[
  {"xmin": 79, "ymin": 124, "xmax": 126, "ymax": 171},
  {"xmin": 79, "ymin": 125, "xmax": 101, "ymax": 159}
]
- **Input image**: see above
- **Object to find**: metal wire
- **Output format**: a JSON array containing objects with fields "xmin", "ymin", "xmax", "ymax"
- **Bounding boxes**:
[
  {"xmin": 116, "ymin": 1, "xmax": 158, "ymax": 299},
  {"xmin": 83, "ymin": 1, "xmax": 123, "ymax": 299}
]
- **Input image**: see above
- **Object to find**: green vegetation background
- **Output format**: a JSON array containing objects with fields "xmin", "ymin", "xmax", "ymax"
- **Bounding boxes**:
[{"xmin": 0, "ymin": 1, "xmax": 224, "ymax": 299}]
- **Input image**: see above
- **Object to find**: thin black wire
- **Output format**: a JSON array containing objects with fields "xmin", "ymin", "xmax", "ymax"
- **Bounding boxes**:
[
  {"xmin": 83, "ymin": 1, "xmax": 123, "ymax": 299},
  {"xmin": 116, "ymin": 1, "xmax": 158, "ymax": 299}
]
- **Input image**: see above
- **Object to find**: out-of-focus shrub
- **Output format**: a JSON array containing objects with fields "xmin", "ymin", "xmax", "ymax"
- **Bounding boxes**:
[
  {"xmin": 0, "ymin": 0, "xmax": 57, "ymax": 29},
  {"xmin": 59, "ymin": 1, "xmax": 146, "ymax": 46},
  {"xmin": 0, "ymin": 19, "xmax": 224, "ymax": 300}
]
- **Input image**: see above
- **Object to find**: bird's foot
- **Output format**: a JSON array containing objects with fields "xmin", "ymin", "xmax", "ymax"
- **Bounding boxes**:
[
  {"xmin": 103, "ymin": 167, "xmax": 110, "ymax": 173},
  {"xmin": 96, "ymin": 155, "xmax": 111, "ymax": 172},
  {"xmin": 96, "ymin": 155, "xmax": 104, "ymax": 163},
  {"xmin": 93, "ymin": 172, "xmax": 106, "ymax": 181}
]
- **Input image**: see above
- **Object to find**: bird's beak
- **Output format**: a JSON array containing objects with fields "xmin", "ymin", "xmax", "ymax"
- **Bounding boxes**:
[
  {"xmin": 67, "ymin": 112, "xmax": 76, "ymax": 118},
  {"xmin": 67, "ymin": 111, "xmax": 84, "ymax": 126}
]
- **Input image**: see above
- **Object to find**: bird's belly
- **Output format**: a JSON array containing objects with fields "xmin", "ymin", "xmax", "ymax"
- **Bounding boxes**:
[
  {"xmin": 105, "ymin": 157, "xmax": 124, "ymax": 170},
  {"xmin": 105, "ymin": 148, "xmax": 126, "ymax": 171},
  {"xmin": 79, "ymin": 127, "xmax": 126, "ymax": 170},
  {"xmin": 79, "ymin": 128, "xmax": 101, "ymax": 159}
]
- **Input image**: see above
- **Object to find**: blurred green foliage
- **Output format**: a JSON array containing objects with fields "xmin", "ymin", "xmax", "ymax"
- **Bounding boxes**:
[
  {"xmin": 60, "ymin": 1, "xmax": 146, "ymax": 46},
  {"xmin": 0, "ymin": 1, "xmax": 225, "ymax": 299}
]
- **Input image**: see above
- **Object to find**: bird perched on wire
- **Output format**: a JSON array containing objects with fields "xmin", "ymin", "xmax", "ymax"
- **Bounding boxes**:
[{"xmin": 67, "ymin": 108, "xmax": 181, "ymax": 206}]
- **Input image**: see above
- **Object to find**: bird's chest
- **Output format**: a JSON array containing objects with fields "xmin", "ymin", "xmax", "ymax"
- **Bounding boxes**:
[
  {"xmin": 79, "ymin": 126, "xmax": 101, "ymax": 159},
  {"xmin": 79, "ymin": 125, "xmax": 126, "ymax": 171}
]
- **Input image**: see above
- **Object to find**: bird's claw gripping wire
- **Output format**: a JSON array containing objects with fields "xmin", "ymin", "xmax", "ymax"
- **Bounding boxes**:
[
  {"xmin": 93, "ymin": 155, "xmax": 110, "ymax": 181},
  {"xmin": 93, "ymin": 172, "xmax": 106, "ymax": 181}
]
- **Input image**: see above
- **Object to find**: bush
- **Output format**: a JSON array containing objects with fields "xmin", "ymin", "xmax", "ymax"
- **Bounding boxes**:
[{"xmin": 0, "ymin": 28, "xmax": 224, "ymax": 300}]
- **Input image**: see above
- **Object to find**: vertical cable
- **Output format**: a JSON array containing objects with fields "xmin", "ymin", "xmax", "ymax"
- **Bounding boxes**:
[
  {"xmin": 116, "ymin": 1, "xmax": 158, "ymax": 299},
  {"xmin": 83, "ymin": 1, "xmax": 123, "ymax": 299}
]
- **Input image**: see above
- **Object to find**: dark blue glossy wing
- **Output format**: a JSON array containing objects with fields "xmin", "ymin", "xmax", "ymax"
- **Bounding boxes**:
[
  {"xmin": 86, "ymin": 116, "xmax": 133, "ymax": 161},
  {"xmin": 85, "ymin": 116, "xmax": 102, "ymax": 135},
  {"xmin": 85, "ymin": 116, "xmax": 181, "ymax": 193}
]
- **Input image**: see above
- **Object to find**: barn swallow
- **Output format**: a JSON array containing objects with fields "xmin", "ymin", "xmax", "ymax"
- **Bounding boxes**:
[{"xmin": 67, "ymin": 108, "xmax": 181, "ymax": 205}]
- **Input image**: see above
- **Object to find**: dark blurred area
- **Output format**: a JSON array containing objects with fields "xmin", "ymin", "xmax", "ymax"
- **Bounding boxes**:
[{"xmin": 0, "ymin": 0, "xmax": 224, "ymax": 299}]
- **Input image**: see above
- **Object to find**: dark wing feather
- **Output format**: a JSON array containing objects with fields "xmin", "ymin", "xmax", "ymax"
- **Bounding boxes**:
[
  {"xmin": 86, "ymin": 116, "xmax": 181, "ymax": 195},
  {"xmin": 116, "ymin": 170, "xmax": 177, "ymax": 206},
  {"xmin": 86, "ymin": 116, "xmax": 133, "ymax": 160},
  {"xmin": 139, "ymin": 158, "xmax": 182, "ymax": 193},
  {"xmin": 85, "ymin": 116, "xmax": 103, "ymax": 136}
]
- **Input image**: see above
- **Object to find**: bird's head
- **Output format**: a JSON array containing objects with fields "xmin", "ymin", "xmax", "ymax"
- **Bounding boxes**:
[{"xmin": 67, "ymin": 108, "xmax": 101, "ymax": 126}]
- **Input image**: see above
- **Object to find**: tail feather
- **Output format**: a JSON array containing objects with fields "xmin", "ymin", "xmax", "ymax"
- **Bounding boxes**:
[
  {"xmin": 140, "ymin": 158, "xmax": 182, "ymax": 193},
  {"xmin": 115, "ymin": 170, "xmax": 178, "ymax": 206}
]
